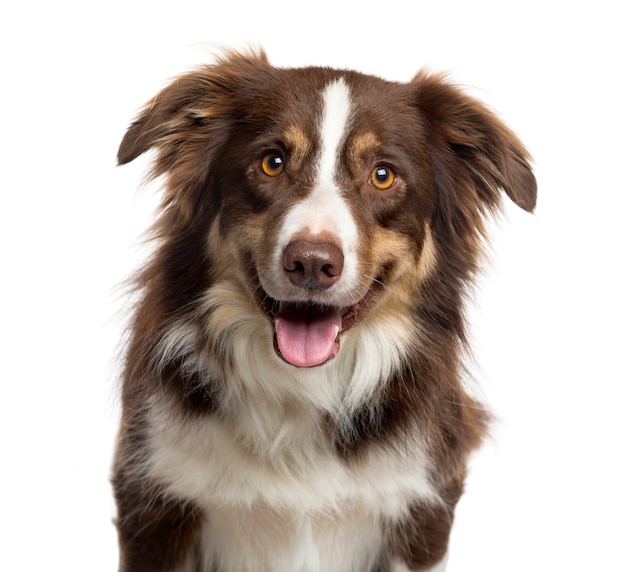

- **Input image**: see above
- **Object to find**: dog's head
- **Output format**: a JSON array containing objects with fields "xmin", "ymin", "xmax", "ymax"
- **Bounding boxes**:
[{"xmin": 119, "ymin": 50, "xmax": 536, "ymax": 370}]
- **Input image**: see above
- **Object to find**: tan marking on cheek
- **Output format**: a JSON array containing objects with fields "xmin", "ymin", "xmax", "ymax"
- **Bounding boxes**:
[
  {"xmin": 207, "ymin": 212, "xmax": 272, "ymax": 285},
  {"xmin": 363, "ymin": 224, "xmax": 439, "ymax": 315},
  {"xmin": 378, "ymin": 223, "xmax": 438, "ymax": 287},
  {"xmin": 284, "ymin": 125, "xmax": 312, "ymax": 165},
  {"xmin": 357, "ymin": 228, "xmax": 416, "ymax": 331},
  {"xmin": 367, "ymin": 227, "xmax": 412, "ymax": 267}
]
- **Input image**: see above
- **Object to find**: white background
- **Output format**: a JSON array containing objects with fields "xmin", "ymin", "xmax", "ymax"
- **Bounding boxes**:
[{"xmin": 2, "ymin": 1, "xmax": 624, "ymax": 570}]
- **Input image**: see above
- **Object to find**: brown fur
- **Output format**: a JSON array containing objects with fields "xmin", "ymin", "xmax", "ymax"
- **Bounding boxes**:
[{"xmin": 113, "ymin": 49, "xmax": 536, "ymax": 571}]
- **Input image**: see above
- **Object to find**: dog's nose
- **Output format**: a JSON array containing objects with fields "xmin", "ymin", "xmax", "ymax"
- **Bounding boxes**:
[{"xmin": 283, "ymin": 239, "xmax": 344, "ymax": 290}]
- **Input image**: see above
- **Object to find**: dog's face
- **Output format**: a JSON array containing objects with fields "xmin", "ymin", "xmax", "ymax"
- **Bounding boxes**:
[
  {"xmin": 118, "ymin": 51, "xmax": 536, "ymax": 371},
  {"xmin": 214, "ymin": 74, "xmax": 440, "ymax": 369}
]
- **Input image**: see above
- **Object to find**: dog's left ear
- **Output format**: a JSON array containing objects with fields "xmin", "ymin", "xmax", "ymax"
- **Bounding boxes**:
[{"xmin": 412, "ymin": 71, "xmax": 537, "ymax": 214}]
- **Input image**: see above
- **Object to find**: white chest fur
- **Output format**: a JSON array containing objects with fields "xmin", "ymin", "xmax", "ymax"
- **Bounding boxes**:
[
  {"xmin": 198, "ymin": 503, "xmax": 383, "ymax": 572},
  {"xmin": 146, "ymin": 386, "xmax": 438, "ymax": 571}
]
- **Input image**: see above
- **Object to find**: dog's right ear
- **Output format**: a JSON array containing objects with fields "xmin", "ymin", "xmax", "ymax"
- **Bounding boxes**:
[
  {"xmin": 117, "ymin": 72, "xmax": 213, "ymax": 166},
  {"xmin": 117, "ymin": 49, "xmax": 271, "ymax": 169}
]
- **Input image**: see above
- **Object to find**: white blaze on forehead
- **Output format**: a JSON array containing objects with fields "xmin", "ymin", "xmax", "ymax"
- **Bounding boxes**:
[
  {"xmin": 276, "ymin": 78, "xmax": 359, "ymax": 300},
  {"xmin": 317, "ymin": 78, "xmax": 352, "ymax": 199}
]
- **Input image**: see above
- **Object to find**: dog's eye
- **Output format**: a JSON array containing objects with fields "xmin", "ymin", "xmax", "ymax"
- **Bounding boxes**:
[
  {"xmin": 370, "ymin": 166, "xmax": 396, "ymax": 190},
  {"xmin": 261, "ymin": 153, "xmax": 285, "ymax": 177}
]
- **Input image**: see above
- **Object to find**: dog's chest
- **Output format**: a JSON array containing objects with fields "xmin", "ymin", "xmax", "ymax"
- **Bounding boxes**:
[
  {"xmin": 197, "ymin": 503, "xmax": 383, "ymax": 572},
  {"xmin": 150, "ymin": 396, "xmax": 428, "ymax": 500},
  {"xmin": 146, "ymin": 404, "xmax": 405, "ymax": 571}
]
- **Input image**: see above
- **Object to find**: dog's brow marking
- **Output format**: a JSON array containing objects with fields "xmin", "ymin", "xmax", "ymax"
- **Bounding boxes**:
[
  {"xmin": 284, "ymin": 125, "xmax": 311, "ymax": 165},
  {"xmin": 350, "ymin": 132, "xmax": 381, "ymax": 164}
]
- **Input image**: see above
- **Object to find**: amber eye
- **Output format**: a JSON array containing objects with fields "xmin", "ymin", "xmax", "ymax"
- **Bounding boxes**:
[
  {"xmin": 370, "ymin": 166, "xmax": 396, "ymax": 190},
  {"xmin": 261, "ymin": 153, "xmax": 285, "ymax": 177}
]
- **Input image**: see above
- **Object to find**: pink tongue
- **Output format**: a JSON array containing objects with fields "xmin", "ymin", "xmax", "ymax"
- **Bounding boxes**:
[{"xmin": 275, "ymin": 305, "xmax": 342, "ymax": 367}]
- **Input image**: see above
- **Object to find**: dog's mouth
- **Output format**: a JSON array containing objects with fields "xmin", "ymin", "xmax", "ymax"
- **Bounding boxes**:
[{"xmin": 258, "ymin": 282, "xmax": 380, "ymax": 368}]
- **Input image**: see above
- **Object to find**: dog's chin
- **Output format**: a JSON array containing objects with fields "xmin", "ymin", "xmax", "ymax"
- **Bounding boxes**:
[{"xmin": 257, "ymin": 284, "xmax": 378, "ymax": 369}]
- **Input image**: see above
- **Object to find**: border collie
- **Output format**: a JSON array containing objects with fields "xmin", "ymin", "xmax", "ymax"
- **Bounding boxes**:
[{"xmin": 113, "ymin": 49, "xmax": 536, "ymax": 571}]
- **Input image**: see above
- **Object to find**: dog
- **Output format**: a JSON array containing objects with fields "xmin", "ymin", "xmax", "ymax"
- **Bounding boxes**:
[{"xmin": 113, "ymin": 49, "xmax": 536, "ymax": 571}]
